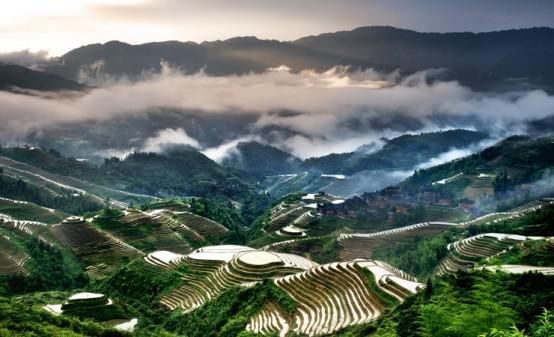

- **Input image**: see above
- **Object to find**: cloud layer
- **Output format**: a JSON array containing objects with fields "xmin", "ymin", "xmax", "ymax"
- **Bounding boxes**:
[
  {"xmin": 0, "ymin": 49, "xmax": 49, "ymax": 68},
  {"xmin": 1, "ymin": 65, "xmax": 554, "ymax": 160}
]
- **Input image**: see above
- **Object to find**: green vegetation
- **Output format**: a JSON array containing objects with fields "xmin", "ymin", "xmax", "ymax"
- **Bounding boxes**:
[
  {"xmin": 372, "ymin": 204, "xmax": 554, "ymax": 279},
  {"xmin": 480, "ymin": 309, "xmax": 554, "ymax": 337},
  {"xmin": 0, "ymin": 145, "xmax": 258, "ymax": 204},
  {"xmin": 95, "ymin": 208, "xmax": 125, "ymax": 220},
  {"xmin": 364, "ymin": 271, "xmax": 554, "ymax": 337},
  {"xmin": 372, "ymin": 231, "xmax": 455, "ymax": 279},
  {"xmin": 361, "ymin": 269, "xmax": 399, "ymax": 307},
  {"xmin": 62, "ymin": 296, "xmax": 128, "ymax": 322},
  {"xmin": 93, "ymin": 213, "xmax": 173, "ymax": 253},
  {"xmin": 93, "ymin": 259, "xmax": 183, "ymax": 320},
  {"xmin": 187, "ymin": 198, "xmax": 243, "ymax": 231},
  {"xmin": 0, "ymin": 295, "xmax": 129, "ymax": 337},
  {"xmin": 161, "ymin": 280, "xmax": 295, "ymax": 337},
  {"xmin": 275, "ymin": 235, "xmax": 340, "ymax": 264},
  {"xmin": 222, "ymin": 141, "xmax": 302, "ymax": 180},
  {"xmin": 488, "ymin": 240, "xmax": 554, "ymax": 267},
  {"xmin": 467, "ymin": 204, "xmax": 554, "ymax": 238},
  {"xmin": 303, "ymin": 130, "xmax": 488, "ymax": 174},
  {"xmin": 405, "ymin": 136, "xmax": 554, "ymax": 210},
  {"xmin": 0, "ymin": 169, "xmax": 102, "ymax": 215},
  {"xmin": 1, "ymin": 135, "xmax": 554, "ymax": 337},
  {"xmin": 1, "ymin": 237, "xmax": 88, "ymax": 294},
  {"xmin": 96, "ymin": 261, "xmax": 296, "ymax": 337},
  {"xmin": 0, "ymin": 197, "xmax": 66, "ymax": 224}
]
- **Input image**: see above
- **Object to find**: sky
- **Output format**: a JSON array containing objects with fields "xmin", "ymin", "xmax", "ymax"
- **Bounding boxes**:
[{"xmin": 1, "ymin": 0, "xmax": 553, "ymax": 56}]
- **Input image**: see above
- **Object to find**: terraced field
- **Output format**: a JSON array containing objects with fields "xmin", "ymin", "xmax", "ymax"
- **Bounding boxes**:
[
  {"xmin": 0, "ymin": 155, "xmax": 156, "ymax": 208},
  {"xmin": 269, "ymin": 260, "xmax": 421, "ymax": 336},
  {"xmin": 266, "ymin": 194, "xmax": 342, "ymax": 239},
  {"xmin": 457, "ymin": 203, "xmax": 546, "ymax": 227},
  {"xmin": 44, "ymin": 292, "xmax": 134, "ymax": 330},
  {"xmin": 260, "ymin": 235, "xmax": 327, "ymax": 252},
  {"xmin": 247, "ymin": 301, "xmax": 290, "ymax": 337},
  {"xmin": 269, "ymin": 202, "xmax": 309, "ymax": 231},
  {"xmin": 338, "ymin": 222, "xmax": 457, "ymax": 260},
  {"xmin": 49, "ymin": 217, "xmax": 143, "ymax": 278},
  {"xmin": 267, "ymin": 193, "xmax": 341, "ymax": 232},
  {"xmin": 463, "ymin": 174, "xmax": 494, "ymax": 200},
  {"xmin": 172, "ymin": 211, "xmax": 229, "ymax": 239},
  {"xmin": 0, "ymin": 196, "xmax": 66, "ymax": 224},
  {"xmin": 157, "ymin": 246, "xmax": 317, "ymax": 312},
  {"xmin": 143, "ymin": 243, "xmax": 421, "ymax": 336},
  {"xmin": 436, "ymin": 233, "xmax": 545, "ymax": 275},
  {"xmin": 0, "ymin": 213, "xmax": 49, "ymax": 238},
  {"xmin": 95, "ymin": 209, "xmax": 195, "ymax": 254},
  {"xmin": 0, "ymin": 234, "xmax": 29, "ymax": 275},
  {"xmin": 482, "ymin": 264, "xmax": 554, "ymax": 275}
]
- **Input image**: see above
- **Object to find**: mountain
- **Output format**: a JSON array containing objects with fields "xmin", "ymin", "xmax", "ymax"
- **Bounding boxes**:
[
  {"xmin": 404, "ymin": 135, "xmax": 554, "ymax": 190},
  {"xmin": 1, "ymin": 134, "xmax": 554, "ymax": 337},
  {"xmin": 221, "ymin": 141, "xmax": 302, "ymax": 179},
  {"xmin": 0, "ymin": 145, "xmax": 252, "ymax": 202},
  {"xmin": 0, "ymin": 64, "xmax": 84, "ymax": 92},
  {"xmin": 303, "ymin": 129, "xmax": 488, "ymax": 174},
  {"xmin": 256, "ymin": 130, "xmax": 489, "ymax": 198},
  {"xmin": 294, "ymin": 26, "xmax": 554, "ymax": 90},
  {"xmin": 43, "ymin": 38, "xmax": 349, "ymax": 81},
  {"xmin": 43, "ymin": 26, "xmax": 554, "ymax": 91},
  {"xmin": 102, "ymin": 146, "xmax": 252, "ymax": 199}
]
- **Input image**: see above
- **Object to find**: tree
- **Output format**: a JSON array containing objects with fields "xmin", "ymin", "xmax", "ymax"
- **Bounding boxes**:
[{"xmin": 104, "ymin": 196, "xmax": 111, "ymax": 210}]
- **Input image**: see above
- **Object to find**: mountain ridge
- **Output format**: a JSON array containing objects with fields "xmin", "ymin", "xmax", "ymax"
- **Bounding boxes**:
[{"xmin": 38, "ymin": 26, "xmax": 554, "ymax": 91}]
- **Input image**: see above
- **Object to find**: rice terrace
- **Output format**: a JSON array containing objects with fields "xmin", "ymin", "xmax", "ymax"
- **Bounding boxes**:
[{"xmin": 2, "ymin": 1, "xmax": 554, "ymax": 337}]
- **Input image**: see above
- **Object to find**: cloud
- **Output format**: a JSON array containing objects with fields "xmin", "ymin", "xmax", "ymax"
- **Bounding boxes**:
[
  {"xmin": 201, "ymin": 136, "xmax": 258, "ymax": 162},
  {"xmin": 1, "ymin": 65, "xmax": 554, "ymax": 159},
  {"xmin": 0, "ymin": 49, "xmax": 49, "ymax": 68},
  {"xmin": 142, "ymin": 127, "xmax": 200, "ymax": 152},
  {"xmin": 416, "ymin": 138, "xmax": 499, "ymax": 170}
]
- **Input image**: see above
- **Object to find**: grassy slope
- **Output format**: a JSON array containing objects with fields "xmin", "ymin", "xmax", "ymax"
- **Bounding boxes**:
[{"xmin": 0, "ymin": 197, "xmax": 67, "ymax": 224}]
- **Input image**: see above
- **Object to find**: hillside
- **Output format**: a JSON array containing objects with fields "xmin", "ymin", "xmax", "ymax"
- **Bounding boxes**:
[
  {"xmin": 95, "ymin": 244, "xmax": 421, "ymax": 337},
  {"xmin": 102, "ymin": 147, "xmax": 252, "ymax": 200},
  {"xmin": 303, "ymin": 129, "xmax": 488, "ymax": 174},
  {"xmin": 222, "ymin": 141, "xmax": 302, "ymax": 180},
  {"xmin": 0, "ymin": 145, "xmax": 254, "ymax": 202},
  {"xmin": 0, "ymin": 64, "xmax": 84, "ymax": 92},
  {"xmin": 294, "ymin": 26, "xmax": 554, "ymax": 90},
  {"xmin": 0, "ymin": 196, "xmax": 67, "ymax": 224},
  {"xmin": 402, "ymin": 135, "xmax": 554, "ymax": 210},
  {"xmin": 4, "ymin": 5, "xmax": 554, "ymax": 336},
  {"xmin": 256, "ymin": 130, "xmax": 489, "ymax": 198},
  {"xmin": 0, "ymin": 192, "xmax": 553, "ymax": 337},
  {"xmin": 0, "ymin": 162, "xmax": 107, "ymax": 215},
  {"xmin": 43, "ymin": 26, "xmax": 554, "ymax": 91}
]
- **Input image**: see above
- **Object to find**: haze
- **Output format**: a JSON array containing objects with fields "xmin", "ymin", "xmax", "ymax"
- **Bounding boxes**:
[{"xmin": 2, "ymin": 0, "xmax": 554, "ymax": 56}]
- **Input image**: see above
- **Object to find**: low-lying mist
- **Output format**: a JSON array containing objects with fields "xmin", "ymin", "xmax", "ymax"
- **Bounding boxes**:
[{"xmin": 1, "ymin": 63, "xmax": 554, "ymax": 161}]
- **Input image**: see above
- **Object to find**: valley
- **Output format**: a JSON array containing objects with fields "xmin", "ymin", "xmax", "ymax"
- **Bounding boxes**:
[
  {"xmin": 1, "ymin": 132, "xmax": 553, "ymax": 337},
  {"xmin": 2, "ymin": 11, "xmax": 554, "ymax": 337}
]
